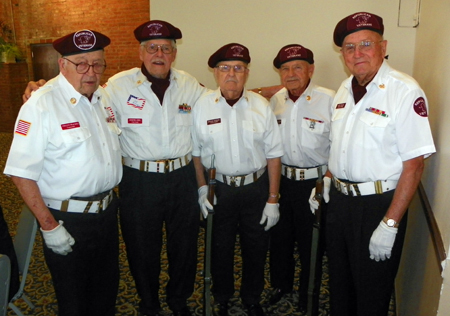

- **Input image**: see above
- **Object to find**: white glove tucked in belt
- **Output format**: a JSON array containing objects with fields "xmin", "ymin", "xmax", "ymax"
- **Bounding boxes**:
[
  {"xmin": 369, "ymin": 220, "xmax": 398, "ymax": 262},
  {"xmin": 309, "ymin": 176, "xmax": 331, "ymax": 214},
  {"xmin": 41, "ymin": 220, "xmax": 75, "ymax": 255},
  {"xmin": 260, "ymin": 202, "xmax": 280, "ymax": 231},
  {"xmin": 198, "ymin": 185, "xmax": 216, "ymax": 219}
]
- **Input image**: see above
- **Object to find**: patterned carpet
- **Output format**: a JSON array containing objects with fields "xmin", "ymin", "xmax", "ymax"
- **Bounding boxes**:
[{"xmin": 0, "ymin": 131, "xmax": 394, "ymax": 316}]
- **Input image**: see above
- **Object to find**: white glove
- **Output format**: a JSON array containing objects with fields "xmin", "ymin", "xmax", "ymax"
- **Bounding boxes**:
[
  {"xmin": 309, "ymin": 176, "xmax": 331, "ymax": 214},
  {"xmin": 198, "ymin": 185, "xmax": 216, "ymax": 219},
  {"xmin": 41, "ymin": 220, "xmax": 75, "ymax": 255},
  {"xmin": 369, "ymin": 221, "xmax": 398, "ymax": 262},
  {"xmin": 260, "ymin": 202, "xmax": 280, "ymax": 231}
]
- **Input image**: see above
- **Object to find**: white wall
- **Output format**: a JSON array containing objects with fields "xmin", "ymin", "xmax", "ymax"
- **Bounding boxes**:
[
  {"xmin": 150, "ymin": 0, "xmax": 417, "ymax": 91},
  {"xmin": 412, "ymin": 1, "xmax": 450, "ymax": 315}
]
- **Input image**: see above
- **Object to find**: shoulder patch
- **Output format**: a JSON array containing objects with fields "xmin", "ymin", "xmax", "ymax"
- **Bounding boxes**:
[
  {"xmin": 413, "ymin": 97, "xmax": 428, "ymax": 117},
  {"xmin": 15, "ymin": 120, "xmax": 31, "ymax": 136}
]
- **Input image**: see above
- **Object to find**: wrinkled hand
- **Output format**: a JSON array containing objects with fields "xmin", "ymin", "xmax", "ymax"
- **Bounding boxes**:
[
  {"xmin": 41, "ymin": 220, "xmax": 75, "ymax": 255},
  {"xmin": 369, "ymin": 221, "xmax": 398, "ymax": 261},
  {"xmin": 198, "ymin": 185, "xmax": 216, "ymax": 219},
  {"xmin": 22, "ymin": 79, "xmax": 46, "ymax": 103},
  {"xmin": 309, "ymin": 176, "xmax": 331, "ymax": 214},
  {"xmin": 260, "ymin": 202, "xmax": 280, "ymax": 231}
]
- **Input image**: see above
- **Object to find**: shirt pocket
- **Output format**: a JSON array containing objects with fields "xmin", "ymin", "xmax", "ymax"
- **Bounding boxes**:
[
  {"xmin": 60, "ymin": 127, "xmax": 95, "ymax": 160},
  {"xmin": 301, "ymin": 118, "xmax": 326, "ymax": 149},
  {"xmin": 242, "ymin": 120, "xmax": 265, "ymax": 149},
  {"xmin": 357, "ymin": 111, "xmax": 391, "ymax": 149},
  {"xmin": 359, "ymin": 110, "xmax": 390, "ymax": 128},
  {"xmin": 202, "ymin": 122, "xmax": 224, "ymax": 152}
]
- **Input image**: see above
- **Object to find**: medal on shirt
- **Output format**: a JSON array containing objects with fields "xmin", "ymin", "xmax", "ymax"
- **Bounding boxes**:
[{"xmin": 304, "ymin": 117, "xmax": 323, "ymax": 130}]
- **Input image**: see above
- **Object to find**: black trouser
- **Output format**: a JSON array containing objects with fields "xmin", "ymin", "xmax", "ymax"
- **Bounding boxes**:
[
  {"xmin": 0, "ymin": 204, "xmax": 20, "ymax": 301},
  {"xmin": 119, "ymin": 162, "xmax": 199, "ymax": 313},
  {"xmin": 211, "ymin": 171, "xmax": 270, "ymax": 305},
  {"xmin": 43, "ymin": 194, "xmax": 120, "ymax": 316},
  {"xmin": 269, "ymin": 176, "xmax": 316, "ymax": 305},
  {"xmin": 326, "ymin": 186, "xmax": 407, "ymax": 316}
]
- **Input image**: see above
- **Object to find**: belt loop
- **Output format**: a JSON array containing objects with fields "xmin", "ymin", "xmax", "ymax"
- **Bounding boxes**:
[
  {"xmin": 184, "ymin": 154, "xmax": 189, "ymax": 166},
  {"xmin": 346, "ymin": 183, "xmax": 353, "ymax": 197},
  {"xmin": 290, "ymin": 167, "xmax": 296, "ymax": 180},
  {"xmin": 60, "ymin": 200, "xmax": 69, "ymax": 212},
  {"xmin": 139, "ymin": 160, "xmax": 145, "ymax": 172},
  {"xmin": 253, "ymin": 172, "xmax": 258, "ymax": 183},
  {"xmin": 374, "ymin": 180, "xmax": 383, "ymax": 194},
  {"xmin": 83, "ymin": 201, "xmax": 93, "ymax": 213},
  {"xmin": 300, "ymin": 170, "xmax": 305, "ymax": 181},
  {"xmin": 240, "ymin": 176, "xmax": 245, "ymax": 187},
  {"xmin": 352, "ymin": 184, "xmax": 361, "ymax": 196},
  {"xmin": 98, "ymin": 199, "xmax": 104, "ymax": 212}
]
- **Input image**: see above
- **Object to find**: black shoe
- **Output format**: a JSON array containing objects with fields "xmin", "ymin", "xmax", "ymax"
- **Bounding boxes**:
[
  {"xmin": 172, "ymin": 306, "xmax": 192, "ymax": 316},
  {"xmin": 267, "ymin": 288, "xmax": 287, "ymax": 305},
  {"xmin": 245, "ymin": 303, "xmax": 265, "ymax": 316},
  {"xmin": 213, "ymin": 301, "xmax": 229, "ymax": 316}
]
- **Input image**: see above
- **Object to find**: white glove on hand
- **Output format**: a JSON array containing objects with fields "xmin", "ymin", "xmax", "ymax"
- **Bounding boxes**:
[
  {"xmin": 309, "ymin": 176, "xmax": 331, "ymax": 214},
  {"xmin": 41, "ymin": 220, "xmax": 75, "ymax": 255},
  {"xmin": 198, "ymin": 185, "xmax": 216, "ymax": 219},
  {"xmin": 260, "ymin": 202, "xmax": 280, "ymax": 231},
  {"xmin": 369, "ymin": 220, "xmax": 398, "ymax": 262}
]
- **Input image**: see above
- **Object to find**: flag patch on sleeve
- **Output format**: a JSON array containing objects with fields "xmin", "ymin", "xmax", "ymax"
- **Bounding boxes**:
[{"xmin": 15, "ymin": 120, "xmax": 31, "ymax": 136}]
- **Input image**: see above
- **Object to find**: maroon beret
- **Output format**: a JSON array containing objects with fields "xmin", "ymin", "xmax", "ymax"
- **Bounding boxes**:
[
  {"xmin": 208, "ymin": 43, "xmax": 251, "ymax": 68},
  {"xmin": 333, "ymin": 12, "xmax": 384, "ymax": 47},
  {"xmin": 134, "ymin": 20, "xmax": 182, "ymax": 42},
  {"xmin": 273, "ymin": 44, "xmax": 314, "ymax": 68},
  {"xmin": 53, "ymin": 30, "xmax": 110, "ymax": 56}
]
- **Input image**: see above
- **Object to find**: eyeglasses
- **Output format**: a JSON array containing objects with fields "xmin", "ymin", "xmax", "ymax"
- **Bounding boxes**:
[
  {"xmin": 63, "ymin": 58, "xmax": 107, "ymax": 74},
  {"xmin": 216, "ymin": 64, "xmax": 247, "ymax": 73},
  {"xmin": 341, "ymin": 41, "xmax": 383, "ymax": 55},
  {"xmin": 142, "ymin": 43, "xmax": 174, "ymax": 54}
]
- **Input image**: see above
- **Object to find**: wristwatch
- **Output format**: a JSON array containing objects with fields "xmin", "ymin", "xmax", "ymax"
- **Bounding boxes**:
[{"xmin": 383, "ymin": 216, "xmax": 399, "ymax": 228}]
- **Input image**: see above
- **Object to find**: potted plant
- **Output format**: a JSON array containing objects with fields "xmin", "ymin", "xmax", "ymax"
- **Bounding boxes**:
[{"xmin": 0, "ymin": 20, "xmax": 22, "ymax": 63}]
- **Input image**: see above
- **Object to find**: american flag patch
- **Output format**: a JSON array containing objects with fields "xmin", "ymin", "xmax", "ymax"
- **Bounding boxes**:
[
  {"xmin": 15, "ymin": 120, "xmax": 31, "ymax": 136},
  {"xmin": 127, "ymin": 95, "xmax": 146, "ymax": 110}
]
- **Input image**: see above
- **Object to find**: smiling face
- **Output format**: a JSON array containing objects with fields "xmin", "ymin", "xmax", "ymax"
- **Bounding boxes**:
[
  {"xmin": 279, "ymin": 60, "xmax": 314, "ymax": 96},
  {"xmin": 139, "ymin": 39, "xmax": 177, "ymax": 79},
  {"xmin": 214, "ymin": 60, "xmax": 249, "ymax": 100},
  {"xmin": 59, "ymin": 50, "xmax": 105, "ymax": 98},
  {"xmin": 341, "ymin": 30, "xmax": 387, "ymax": 86}
]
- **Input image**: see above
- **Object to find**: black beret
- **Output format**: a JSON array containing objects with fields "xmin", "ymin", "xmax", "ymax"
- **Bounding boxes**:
[
  {"xmin": 273, "ymin": 44, "xmax": 314, "ymax": 68},
  {"xmin": 333, "ymin": 12, "xmax": 384, "ymax": 47},
  {"xmin": 134, "ymin": 20, "xmax": 182, "ymax": 42},
  {"xmin": 208, "ymin": 43, "xmax": 251, "ymax": 68},
  {"xmin": 53, "ymin": 30, "xmax": 110, "ymax": 56}
]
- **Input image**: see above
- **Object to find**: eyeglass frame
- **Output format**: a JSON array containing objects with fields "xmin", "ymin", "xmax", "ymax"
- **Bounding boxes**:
[
  {"xmin": 341, "ymin": 40, "xmax": 384, "ymax": 55},
  {"xmin": 63, "ymin": 57, "xmax": 107, "ymax": 74},
  {"xmin": 141, "ymin": 42, "xmax": 176, "ymax": 55},
  {"xmin": 215, "ymin": 64, "xmax": 248, "ymax": 73}
]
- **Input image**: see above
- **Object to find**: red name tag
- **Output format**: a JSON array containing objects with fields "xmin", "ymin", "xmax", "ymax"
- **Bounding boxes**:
[
  {"xmin": 61, "ymin": 122, "xmax": 80, "ymax": 130},
  {"xmin": 207, "ymin": 118, "xmax": 221, "ymax": 125},
  {"xmin": 128, "ymin": 118, "xmax": 143, "ymax": 124},
  {"xmin": 336, "ymin": 103, "xmax": 346, "ymax": 109}
]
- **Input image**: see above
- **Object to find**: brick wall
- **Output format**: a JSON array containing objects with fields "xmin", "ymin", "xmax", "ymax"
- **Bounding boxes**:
[
  {"xmin": 4, "ymin": 0, "xmax": 150, "ymax": 82},
  {"xmin": 0, "ymin": 63, "xmax": 29, "ymax": 132}
]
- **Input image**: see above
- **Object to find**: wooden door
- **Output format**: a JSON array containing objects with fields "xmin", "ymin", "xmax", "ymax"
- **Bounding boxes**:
[{"xmin": 31, "ymin": 44, "xmax": 59, "ymax": 81}]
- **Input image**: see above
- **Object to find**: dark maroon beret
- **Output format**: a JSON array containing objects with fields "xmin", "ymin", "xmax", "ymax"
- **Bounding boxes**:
[
  {"xmin": 53, "ymin": 30, "xmax": 110, "ymax": 56},
  {"xmin": 273, "ymin": 44, "xmax": 314, "ymax": 68},
  {"xmin": 134, "ymin": 20, "xmax": 182, "ymax": 42},
  {"xmin": 208, "ymin": 43, "xmax": 251, "ymax": 68},
  {"xmin": 333, "ymin": 12, "xmax": 384, "ymax": 47}
]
